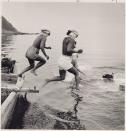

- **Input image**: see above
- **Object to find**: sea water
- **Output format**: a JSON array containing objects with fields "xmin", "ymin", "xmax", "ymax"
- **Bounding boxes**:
[{"xmin": 2, "ymin": 34, "xmax": 125, "ymax": 130}]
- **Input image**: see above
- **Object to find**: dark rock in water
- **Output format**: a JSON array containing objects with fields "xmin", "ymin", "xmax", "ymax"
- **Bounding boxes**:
[
  {"xmin": 102, "ymin": 73, "xmax": 114, "ymax": 80},
  {"xmin": 56, "ymin": 111, "xmax": 77, "ymax": 121},
  {"xmin": 55, "ymin": 111, "xmax": 85, "ymax": 129},
  {"xmin": 54, "ymin": 119, "xmax": 85, "ymax": 130},
  {"xmin": 54, "ymin": 121, "xmax": 68, "ymax": 129}
]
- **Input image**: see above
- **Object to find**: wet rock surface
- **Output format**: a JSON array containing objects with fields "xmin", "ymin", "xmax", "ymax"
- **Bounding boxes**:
[
  {"xmin": 7, "ymin": 79, "xmax": 85, "ymax": 129},
  {"xmin": 22, "ymin": 102, "xmax": 85, "ymax": 129}
]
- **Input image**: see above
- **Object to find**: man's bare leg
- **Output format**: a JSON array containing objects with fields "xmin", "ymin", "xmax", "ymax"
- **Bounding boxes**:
[
  {"xmin": 18, "ymin": 59, "xmax": 34, "ymax": 77},
  {"xmin": 46, "ymin": 70, "xmax": 66, "ymax": 83},
  {"xmin": 31, "ymin": 61, "xmax": 45, "ymax": 76},
  {"xmin": 31, "ymin": 56, "xmax": 46, "ymax": 76},
  {"xmin": 68, "ymin": 67, "xmax": 79, "ymax": 90},
  {"xmin": 18, "ymin": 66, "xmax": 34, "ymax": 77}
]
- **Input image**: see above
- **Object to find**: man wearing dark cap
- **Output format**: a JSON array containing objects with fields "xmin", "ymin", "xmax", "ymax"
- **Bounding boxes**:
[
  {"xmin": 18, "ymin": 29, "xmax": 51, "ymax": 77},
  {"xmin": 46, "ymin": 30, "xmax": 83, "ymax": 90}
]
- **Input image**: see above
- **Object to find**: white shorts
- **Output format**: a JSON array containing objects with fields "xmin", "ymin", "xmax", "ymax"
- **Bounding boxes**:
[{"xmin": 58, "ymin": 55, "xmax": 73, "ymax": 70}]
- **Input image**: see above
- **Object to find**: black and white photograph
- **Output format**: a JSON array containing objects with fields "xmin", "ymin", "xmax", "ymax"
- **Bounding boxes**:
[{"xmin": 1, "ymin": 0, "xmax": 125, "ymax": 130}]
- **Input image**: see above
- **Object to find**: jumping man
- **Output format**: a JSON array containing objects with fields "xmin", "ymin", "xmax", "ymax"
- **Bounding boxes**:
[
  {"xmin": 46, "ymin": 30, "xmax": 83, "ymax": 90},
  {"xmin": 18, "ymin": 29, "xmax": 51, "ymax": 77}
]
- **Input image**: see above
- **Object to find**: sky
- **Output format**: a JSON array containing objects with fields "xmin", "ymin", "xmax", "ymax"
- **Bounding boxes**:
[
  {"xmin": 2, "ymin": 2, "xmax": 124, "ymax": 33},
  {"xmin": 2, "ymin": 2, "xmax": 125, "ymax": 60}
]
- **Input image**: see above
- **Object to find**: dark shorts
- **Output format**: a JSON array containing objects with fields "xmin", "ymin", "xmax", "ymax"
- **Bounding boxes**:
[
  {"xmin": 26, "ymin": 46, "xmax": 46, "ymax": 64},
  {"xmin": 26, "ymin": 46, "xmax": 39, "ymax": 59}
]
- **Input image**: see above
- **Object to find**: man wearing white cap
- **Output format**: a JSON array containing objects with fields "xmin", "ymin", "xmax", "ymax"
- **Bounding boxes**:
[
  {"xmin": 18, "ymin": 29, "xmax": 51, "ymax": 77},
  {"xmin": 46, "ymin": 30, "xmax": 83, "ymax": 90}
]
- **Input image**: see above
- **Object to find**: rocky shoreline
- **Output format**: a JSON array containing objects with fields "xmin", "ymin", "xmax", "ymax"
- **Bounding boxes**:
[
  {"xmin": 8, "ymin": 78, "xmax": 85, "ymax": 130},
  {"xmin": 8, "ymin": 96, "xmax": 85, "ymax": 129},
  {"xmin": 2, "ymin": 32, "xmax": 39, "ymax": 36}
]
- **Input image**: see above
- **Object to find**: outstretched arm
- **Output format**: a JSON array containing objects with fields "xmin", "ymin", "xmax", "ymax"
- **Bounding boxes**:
[
  {"xmin": 44, "ymin": 46, "xmax": 52, "ymax": 49},
  {"xmin": 41, "ymin": 47, "xmax": 48, "ymax": 58},
  {"xmin": 40, "ymin": 39, "xmax": 49, "ymax": 59}
]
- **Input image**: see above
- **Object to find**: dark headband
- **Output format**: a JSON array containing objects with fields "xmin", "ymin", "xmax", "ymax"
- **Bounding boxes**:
[
  {"xmin": 41, "ymin": 29, "xmax": 50, "ymax": 35},
  {"xmin": 66, "ymin": 30, "xmax": 78, "ymax": 36}
]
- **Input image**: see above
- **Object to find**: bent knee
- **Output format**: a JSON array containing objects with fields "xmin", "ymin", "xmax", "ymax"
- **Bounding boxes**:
[
  {"xmin": 43, "ymin": 59, "xmax": 46, "ymax": 64},
  {"xmin": 40, "ymin": 59, "xmax": 46, "ymax": 64},
  {"xmin": 60, "ymin": 76, "xmax": 65, "ymax": 80},
  {"xmin": 30, "ymin": 65, "xmax": 34, "ymax": 68},
  {"xmin": 72, "ymin": 69, "xmax": 79, "ymax": 76},
  {"xmin": 73, "ymin": 70, "xmax": 79, "ymax": 76},
  {"xmin": 75, "ymin": 71, "xmax": 79, "ymax": 76}
]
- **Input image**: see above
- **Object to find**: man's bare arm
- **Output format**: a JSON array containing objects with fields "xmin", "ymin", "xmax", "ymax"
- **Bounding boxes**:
[
  {"xmin": 44, "ymin": 46, "xmax": 52, "ymax": 49},
  {"xmin": 67, "ymin": 42, "xmax": 78, "ymax": 53},
  {"xmin": 67, "ymin": 43, "xmax": 83, "ymax": 54},
  {"xmin": 40, "ymin": 39, "xmax": 49, "ymax": 59}
]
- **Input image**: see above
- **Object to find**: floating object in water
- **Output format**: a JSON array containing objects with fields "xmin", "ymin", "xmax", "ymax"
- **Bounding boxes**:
[
  {"xmin": 119, "ymin": 83, "xmax": 125, "ymax": 91},
  {"xmin": 102, "ymin": 73, "xmax": 114, "ymax": 80}
]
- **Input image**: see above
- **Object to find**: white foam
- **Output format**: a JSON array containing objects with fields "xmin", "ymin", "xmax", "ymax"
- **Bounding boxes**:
[
  {"xmin": 114, "ymin": 78, "xmax": 125, "ymax": 84},
  {"xmin": 64, "ymin": 65, "xmax": 87, "ymax": 82}
]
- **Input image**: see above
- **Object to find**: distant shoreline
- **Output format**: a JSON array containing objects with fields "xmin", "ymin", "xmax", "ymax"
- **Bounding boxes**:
[{"xmin": 2, "ymin": 32, "xmax": 39, "ymax": 35}]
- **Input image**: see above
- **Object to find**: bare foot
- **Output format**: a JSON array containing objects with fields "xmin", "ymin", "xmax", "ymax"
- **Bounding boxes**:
[{"xmin": 31, "ymin": 70, "xmax": 38, "ymax": 76}]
